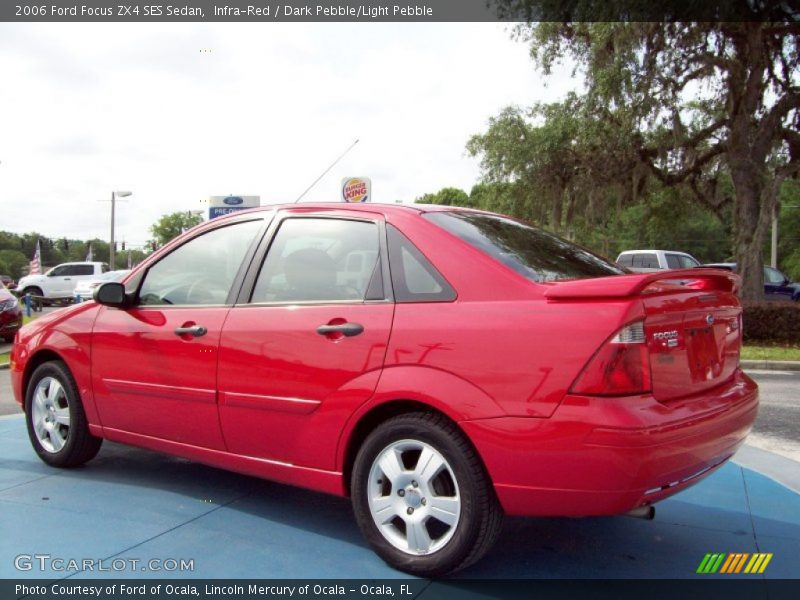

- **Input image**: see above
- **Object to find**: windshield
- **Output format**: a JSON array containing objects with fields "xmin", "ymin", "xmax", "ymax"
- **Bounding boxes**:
[{"xmin": 424, "ymin": 211, "xmax": 624, "ymax": 283}]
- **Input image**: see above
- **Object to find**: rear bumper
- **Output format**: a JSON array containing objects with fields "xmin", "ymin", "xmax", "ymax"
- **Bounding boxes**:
[{"xmin": 461, "ymin": 369, "xmax": 758, "ymax": 516}]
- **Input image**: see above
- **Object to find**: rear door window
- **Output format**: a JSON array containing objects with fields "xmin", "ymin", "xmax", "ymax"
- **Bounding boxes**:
[
  {"xmin": 665, "ymin": 254, "xmax": 681, "ymax": 269},
  {"xmin": 617, "ymin": 254, "xmax": 634, "ymax": 267},
  {"xmin": 424, "ymin": 212, "xmax": 623, "ymax": 282},
  {"xmin": 70, "ymin": 265, "xmax": 95, "ymax": 276},
  {"xmin": 632, "ymin": 253, "xmax": 659, "ymax": 269},
  {"xmin": 251, "ymin": 218, "xmax": 382, "ymax": 303}
]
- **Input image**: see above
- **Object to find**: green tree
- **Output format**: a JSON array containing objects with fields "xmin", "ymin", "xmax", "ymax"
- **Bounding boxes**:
[
  {"xmin": 415, "ymin": 187, "xmax": 472, "ymax": 207},
  {"xmin": 149, "ymin": 211, "xmax": 204, "ymax": 247},
  {"xmin": 490, "ymin": 8, "xmax": 799, "ymax": 299},
  {"xmin": 467, "ymin": 95, "xmax": 645, "ymax": 234},
  {"xmin": 0, "ymin": 249, "xmax": 29, "ymax": 280}
]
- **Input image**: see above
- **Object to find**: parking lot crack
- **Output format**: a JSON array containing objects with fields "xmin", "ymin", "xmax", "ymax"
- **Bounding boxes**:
[
  {"xmin": 56, "ymin": 490, "xmax": 253, "ymax": 581},
  {"xmin": 740, "ymin": 465, "xmax": 760, "ymax": 552}
]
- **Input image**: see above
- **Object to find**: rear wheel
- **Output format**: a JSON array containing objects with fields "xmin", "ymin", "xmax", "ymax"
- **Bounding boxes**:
[
  {"xmin": 25, "ymin": 361, "xmax": 102, "ymax": 467},
  {"xmin": 351, "ymin": 412, "xmax": 503, "ymax": 576},
  {"xmin": 2, "ymin": 335, "xmax": 13, "ymax": 343}
]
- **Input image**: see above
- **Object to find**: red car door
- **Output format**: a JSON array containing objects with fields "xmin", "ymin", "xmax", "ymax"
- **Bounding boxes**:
[
  {"xmin": 91, "ymin": 218, "xmax": 266, "ymax": 449},
  {"xmin": 217, "ymin": 212, "xmax": 393, "ymax": 468}
]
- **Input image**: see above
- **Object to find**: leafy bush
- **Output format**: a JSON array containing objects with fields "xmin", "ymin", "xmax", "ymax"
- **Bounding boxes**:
[{"xmin": 742, "ymin": 302, "xmax": 800, "ymax": 344}]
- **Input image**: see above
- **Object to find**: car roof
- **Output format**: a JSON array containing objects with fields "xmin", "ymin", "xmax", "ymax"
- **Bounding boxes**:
[
  {"xmin": 211, "ymin": 202, "xmax": 486, "ymax": 220},
  {"xmin": 617, "ymin": 249, "xmax": 694, "ymax": 255}
]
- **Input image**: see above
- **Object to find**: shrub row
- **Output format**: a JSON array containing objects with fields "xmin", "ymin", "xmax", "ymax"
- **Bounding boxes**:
[{"xmin": 742, "ymin": 301, "xmax": 800, "ymax": 344}]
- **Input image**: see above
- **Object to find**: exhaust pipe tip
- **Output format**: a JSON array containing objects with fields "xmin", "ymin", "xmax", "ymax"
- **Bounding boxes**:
[{"xmin": 625, "ymin": 505, "xmax": 656, "ymax": 520}]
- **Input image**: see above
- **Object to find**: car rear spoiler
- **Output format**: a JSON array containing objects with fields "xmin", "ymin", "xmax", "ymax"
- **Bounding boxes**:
[{"xmin": 544, "ymin": 268, "xmax": 740, "ymax": 300}]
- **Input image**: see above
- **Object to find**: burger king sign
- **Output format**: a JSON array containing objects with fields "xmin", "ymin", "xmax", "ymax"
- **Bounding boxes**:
[{"xmin": 341, "ymin": 177, "xmax": 371, "ymax": 203}]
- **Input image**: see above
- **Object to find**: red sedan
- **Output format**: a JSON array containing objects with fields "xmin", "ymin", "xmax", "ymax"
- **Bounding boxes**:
[
  {"xmin": 0, "ymin": 281, "xmax": 23, "ymax": 343},
  {"xmin": 10, "ymin": 204, "xmax": 758, "ymax": 576}
]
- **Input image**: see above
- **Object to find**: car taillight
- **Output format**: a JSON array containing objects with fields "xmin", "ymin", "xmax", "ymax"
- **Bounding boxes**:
[{"xmin": 570, "ymin": 321, "xmax": 652, "ymax": 396}]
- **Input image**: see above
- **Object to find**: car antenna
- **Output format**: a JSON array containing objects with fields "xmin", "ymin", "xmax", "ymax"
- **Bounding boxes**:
[{"xmin": 294, "ymin": 138, "xmax": 360, "ymax": 203}]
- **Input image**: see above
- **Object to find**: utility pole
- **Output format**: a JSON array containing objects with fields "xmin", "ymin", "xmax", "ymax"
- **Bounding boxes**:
[{"xmin": 106, "ymin": 190, "xmax": 132, "ymax": 270}]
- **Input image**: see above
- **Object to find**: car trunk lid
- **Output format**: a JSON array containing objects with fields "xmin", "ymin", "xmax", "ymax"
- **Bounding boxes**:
[{"xmin": 547, "ymin": 269, "xmax": 742, "ymax": 402}]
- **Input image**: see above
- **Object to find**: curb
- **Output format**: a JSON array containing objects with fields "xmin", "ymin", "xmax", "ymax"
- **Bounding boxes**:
[{"xmin": 741, "ymin": 359, "xmax": 800, "ymax": 371}]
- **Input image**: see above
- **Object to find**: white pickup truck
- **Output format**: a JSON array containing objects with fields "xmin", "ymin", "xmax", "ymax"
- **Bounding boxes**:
[
  {"xmin": 615, "ymin": 250, "xmax": 701, "ymax": 273},
  {"xmin": 17, "ymin": 262, "xmax": 109, "ymax": 301}
]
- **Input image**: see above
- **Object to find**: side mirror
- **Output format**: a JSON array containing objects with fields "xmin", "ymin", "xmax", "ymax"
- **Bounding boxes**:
[{"xmin": 94, "ymin": 282, "xmax": 127, "ymax": 308}]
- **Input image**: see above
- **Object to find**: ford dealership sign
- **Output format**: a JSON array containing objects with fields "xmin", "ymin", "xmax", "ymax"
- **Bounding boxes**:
[{"xmin": 208, "ymin": 195, "xmax": 260, "ymax": 219}]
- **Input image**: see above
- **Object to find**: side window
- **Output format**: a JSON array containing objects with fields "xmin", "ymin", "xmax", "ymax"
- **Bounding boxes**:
[
  {"xmin": 72, "ymin": 265, "xmax": 95, "ymax": 276},
  {"xmin": 665, "ymin": 254, "xmax": 681, "ymax": 269},
  {"xmin": 49, "ymin": 266, "xmax": 68, "ymax": 277},
  {"xmin": 617, "ymin": 254, "xmax": 633, "ymax": 267},
  {"xmin": 138, "ymin": 220, "xmax": 262, "ymax": 306},
  {"xmin": 387, "ymin": 224, "xmax": 456, "ymax": 302},
  {"xmin": 679, "ymin": 255, "xmax": 699, "ymax": 268},
  {"xmin": 251, "ymin": 218, "xmax": 381, "ymax": 303},
  {"xmin": 765, "ymin": 267, "xmax": 785, "ymax": 284},
  {"xmin": 633, "ymin": 253, "xmax": 659, "ymax": 269}
]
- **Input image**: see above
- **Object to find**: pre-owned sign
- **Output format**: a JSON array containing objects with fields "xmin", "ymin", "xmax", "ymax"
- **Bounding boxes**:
[{"xmin": 208, "ymin": 195, "xmax": 260, "ymax": 219}]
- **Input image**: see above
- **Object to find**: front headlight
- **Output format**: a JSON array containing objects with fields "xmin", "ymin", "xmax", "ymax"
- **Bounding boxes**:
[{"xmin": 0, "ymin": 297, "xmax": 17, "ymax": 312}]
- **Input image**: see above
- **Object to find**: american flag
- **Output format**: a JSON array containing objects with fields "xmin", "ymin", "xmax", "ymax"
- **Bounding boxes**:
[
  {"xmin": 85, "ymin": 243, "xmax": 93, "ymax": 261},
  {"xmin": 29, "ymin": 240, "xmax": 42, "ymax": 275}
]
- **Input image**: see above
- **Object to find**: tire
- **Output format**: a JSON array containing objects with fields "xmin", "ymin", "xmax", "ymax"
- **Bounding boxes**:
[
  {"xmin": 2, "ymin": 336, "xmax": 14, "ymax": 343},
  {"xmin": 25, "ymin": 360, "xmax": 102, "ymax": 468},
  {"xmin": 351, "ymin": 412, "xmax": 503, "ymax": 577},
  {"xmin": 23, "ymin": 287, "xmax": 43, "ymax": 298}
]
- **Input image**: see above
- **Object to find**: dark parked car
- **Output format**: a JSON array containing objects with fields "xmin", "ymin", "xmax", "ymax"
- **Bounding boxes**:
[
  {"xmin": 0, "ymin": 281, "xmax": 23, "ymax": 342},
  {"xmin": 704, "ymin": 263, "xmax": 799, "ymax": 302},
  {"xmin": 0, "ymin": 275, "xmax": 16, "ymax": 290}
]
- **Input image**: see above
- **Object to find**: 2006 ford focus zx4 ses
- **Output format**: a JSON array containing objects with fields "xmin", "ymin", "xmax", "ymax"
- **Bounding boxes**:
[{"xmin": 10, "ymin": 203, "xmax": 758, "ymax": 576}]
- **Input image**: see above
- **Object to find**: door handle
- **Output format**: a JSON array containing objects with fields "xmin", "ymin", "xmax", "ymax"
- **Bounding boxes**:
[
  {"xmin": 64, "ymin": 278, "xmax": 71, "ymax": 281},
  {"xmin": 316, "ymin": 322, "xmax": 364, "ymax": 337},
  {"xmin": 174, "ymin": 325, "xmax": 207, "ymax": 337}
]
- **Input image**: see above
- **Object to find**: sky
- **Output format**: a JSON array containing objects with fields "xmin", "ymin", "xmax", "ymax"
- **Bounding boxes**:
[{"xmin": 0, "ymin": 22, "xmax": 577, "ymax": 249}]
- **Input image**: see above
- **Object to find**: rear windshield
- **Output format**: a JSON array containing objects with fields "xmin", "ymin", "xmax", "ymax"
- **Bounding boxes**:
[{"xmin": 424, "ymin": 212, "xmax": 623, "ymax": 282}]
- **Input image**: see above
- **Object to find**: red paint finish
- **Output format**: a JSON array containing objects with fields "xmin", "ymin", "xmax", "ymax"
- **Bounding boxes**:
[
  {"xmin": 11, "ymin": 203, "xmax": 759, "ymax": 516},
  {"xmin": 217, "ymin": 303, "xmax": 393, "ymax": 466},
  {"xmin": 91, "ymin": 306, "xmax": 229, "ymax": 449}
]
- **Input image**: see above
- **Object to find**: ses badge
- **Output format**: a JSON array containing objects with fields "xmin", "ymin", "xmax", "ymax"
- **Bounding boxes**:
[{"xmin": 341, "ymin": 178, "xmax": 371, "ymax": 203}]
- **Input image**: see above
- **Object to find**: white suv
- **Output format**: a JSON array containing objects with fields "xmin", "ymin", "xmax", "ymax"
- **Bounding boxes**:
[
  {"xmin": 17, "ymin": 262, "xmax": 109, "ymax": 300},
  {"xmin": 616, "ymin": 250, "xmax": 701, "ymax": 273}
]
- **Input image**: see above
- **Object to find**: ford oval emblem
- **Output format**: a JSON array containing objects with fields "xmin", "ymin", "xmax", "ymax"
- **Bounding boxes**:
[
  {"xmin": 223, "ymin": 196, "xmax": 243, "ymax": 206},
  {"xmin": 706, "ymin": 314, "xmax": 715, "ymax": 326}
]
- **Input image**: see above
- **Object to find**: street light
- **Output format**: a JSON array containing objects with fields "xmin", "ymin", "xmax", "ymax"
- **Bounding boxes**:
[{"xmin": 110, "ymin": 190, "xmax": 132, "ymax": 270}]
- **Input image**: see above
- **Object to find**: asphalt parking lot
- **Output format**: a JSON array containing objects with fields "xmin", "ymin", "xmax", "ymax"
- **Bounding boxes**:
[
  {"xmin": 0, "ymin": 365, "xmax": 798, "ymax": 580},
  {"xmin": 0, "ymin": 412, "xmax": 797, "ymax": 580}
]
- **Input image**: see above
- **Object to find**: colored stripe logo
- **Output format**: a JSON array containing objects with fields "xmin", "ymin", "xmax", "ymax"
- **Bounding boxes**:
[{"xmin": 697, "ymin": 553, "xmax": 772, "ymax": 574}]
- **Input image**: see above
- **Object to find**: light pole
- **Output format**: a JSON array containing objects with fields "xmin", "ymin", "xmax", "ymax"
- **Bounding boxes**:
[{"xmin": 110, "ymin": 190, "xmax": 132, "ymax": 270}]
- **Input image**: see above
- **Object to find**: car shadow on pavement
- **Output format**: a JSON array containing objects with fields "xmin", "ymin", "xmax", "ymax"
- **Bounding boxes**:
[{"xmin": 2, "ymin": 437, "xmax": 799, "ymax": 579}]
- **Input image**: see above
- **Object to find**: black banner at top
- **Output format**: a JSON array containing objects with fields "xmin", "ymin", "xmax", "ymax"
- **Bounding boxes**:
[{"xmin": 2, "ymin": 0, "xmax": 799, "ymax": 23}]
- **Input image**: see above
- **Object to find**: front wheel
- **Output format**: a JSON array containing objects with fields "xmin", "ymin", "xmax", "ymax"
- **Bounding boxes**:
[
  {"xmin": 25, "ymin": 361, "xmax": 103, "ymax": 468},
  {"xmin": 351, "ymin": 412, "xmax": 503, "ymax": 577}
]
